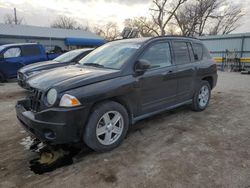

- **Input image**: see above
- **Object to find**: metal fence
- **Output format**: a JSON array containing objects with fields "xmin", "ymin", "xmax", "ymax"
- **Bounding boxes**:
[{"xmin": 199, "ymin": 33, "xmax": 250, "ymax": 70}]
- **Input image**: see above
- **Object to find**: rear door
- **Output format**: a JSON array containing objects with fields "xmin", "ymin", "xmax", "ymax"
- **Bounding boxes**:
[
  {"xmin": 136, "ymin": 40, "xmax": 178, "ymax": 115},
  {"xmin": 0, "ymin": 47, "xmax": 24, "ymax": 78},
  {"xmin": 172, "ymin": 41, "xmax": 196, "ymax": 102},
  {"xmin": 21, "ymin": 45, "xmax": 47, "ymax": 65}
]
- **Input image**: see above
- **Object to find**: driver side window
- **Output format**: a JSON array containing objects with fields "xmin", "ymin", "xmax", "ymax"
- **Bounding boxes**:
[
  {"xmin": 4, "ymin": 47, "xmax": 21, "ymax": 59},
  {"xmin": 141, "ymin": 42, "xmax": 172, "ymax": 69}
]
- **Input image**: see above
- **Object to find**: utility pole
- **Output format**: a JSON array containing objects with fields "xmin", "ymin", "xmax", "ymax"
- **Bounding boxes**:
[{"xmin": 14, "ymin": 8, "xmax": 17, "ymax": 25}]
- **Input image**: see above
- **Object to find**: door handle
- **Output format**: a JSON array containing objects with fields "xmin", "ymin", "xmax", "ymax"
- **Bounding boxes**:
[{"xmin": 161, "ymin": 70, "xmax": 174, "ymax": 76}]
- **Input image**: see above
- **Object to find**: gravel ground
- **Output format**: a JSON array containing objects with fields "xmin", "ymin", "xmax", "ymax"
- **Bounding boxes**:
[{"xmin": 0, "ymin": 71, "xmax": 250, "ymax": 188}]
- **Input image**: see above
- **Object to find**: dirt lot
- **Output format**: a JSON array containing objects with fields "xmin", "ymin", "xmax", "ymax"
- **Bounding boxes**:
[{"xmin": 0, "ymin": 72, "xmax": 250, "ymax": 188}]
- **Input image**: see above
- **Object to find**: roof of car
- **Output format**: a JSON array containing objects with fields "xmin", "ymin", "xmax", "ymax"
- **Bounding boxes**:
[
  {"xmin": 112, "ymin": 35, "xmax": 201, "ymax": 44},
  {"xmin": 0, "ymin": 43, "xmax": 38, "ymax": 48}
]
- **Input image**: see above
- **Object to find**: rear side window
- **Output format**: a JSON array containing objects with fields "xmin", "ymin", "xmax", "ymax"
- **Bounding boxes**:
[
  {"xmin": 192, "ymin": 43, "xmax": 203, "ymax": 61},
  {"xmin": 202, "ymin": 45, "xmax": 212, "ymax": 60},
  {"xmin": 172, "ymin": 41, "xmax": 190, "ymax": 64},
  {"xmin": 141, "ymin": 42, "xmax": 172, "ymax": 69},
  {"xmin": 22, "ymin": 45, "xmax": 41, "ymax": 56}
]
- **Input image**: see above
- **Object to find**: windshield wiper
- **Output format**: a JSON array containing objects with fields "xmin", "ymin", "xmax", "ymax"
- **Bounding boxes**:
[{"xmin": 83, "ymin": 63, "xmax": 104, "ymax": 68}]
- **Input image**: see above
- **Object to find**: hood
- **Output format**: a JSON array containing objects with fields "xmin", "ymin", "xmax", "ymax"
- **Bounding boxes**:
[
  {"xmin": 19, "ymin": 60, "xmax": 67, "ymax": 74},
  {"xmin": 27, "ymin": 65, "xmax": 121, "ymax": 92}
]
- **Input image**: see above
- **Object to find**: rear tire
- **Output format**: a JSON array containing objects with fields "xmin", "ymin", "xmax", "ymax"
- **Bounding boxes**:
[
  {"xmin": 191, "ymin": 80, "xmax": 211, "ymax": 112},
  {"xmin": 83, "ymin": 101, "xmax": 129, "ymax": 152}
]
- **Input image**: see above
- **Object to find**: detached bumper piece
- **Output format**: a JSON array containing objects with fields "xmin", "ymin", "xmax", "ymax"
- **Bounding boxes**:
[
  {"xmin": 29, "ymin": 146, "xmax": 74, "ymax": 174},
  {"xmin": 16, "ymin": 99, "xmax": 88, "ymax": 145}
]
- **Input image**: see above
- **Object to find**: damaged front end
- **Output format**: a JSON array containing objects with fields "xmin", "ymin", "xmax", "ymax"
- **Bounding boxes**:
[{"xmin": 16, "ymin": 97, "xmax": 88, "ymax": 145}]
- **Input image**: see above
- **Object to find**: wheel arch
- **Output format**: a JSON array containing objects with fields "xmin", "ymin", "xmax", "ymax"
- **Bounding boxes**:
[
  {"xmin": 88, "ymin": 96, "xmax": 133, "ymax": 126},
  {"xmin": 202, "ymin": 76, "xmax": 213, "ymax": 89}
]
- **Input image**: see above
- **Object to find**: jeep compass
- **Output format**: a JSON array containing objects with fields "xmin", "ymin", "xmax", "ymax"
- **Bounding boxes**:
[{"xmin": 16, "ymin": 36, "xmax": 217, "ymax": 152}]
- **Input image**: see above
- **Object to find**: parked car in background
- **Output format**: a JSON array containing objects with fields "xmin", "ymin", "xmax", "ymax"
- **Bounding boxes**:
[
  {"xmin": 16, "ymin": 36, "xmax": 217, "ymax": 152},
  {"xmin": 0, "ymin": 43, "xmax": 62, "ymax": 82},
  {"xmin": 17, "ymin": 48, "xmax": 93, "ymax": 89}
]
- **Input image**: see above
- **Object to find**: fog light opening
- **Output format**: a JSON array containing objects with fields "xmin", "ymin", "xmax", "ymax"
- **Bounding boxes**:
[{"xmin": 44, "ymin": 130, "xmax": 56, "ymax": 140}]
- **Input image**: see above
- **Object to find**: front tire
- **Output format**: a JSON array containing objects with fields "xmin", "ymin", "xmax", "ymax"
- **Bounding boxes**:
[
  {"xmin": 0, "ymin": 72, "xmax": 6, "ymax": 83},
  {"xmin": 83, "ymin": 101, "xmax": 129, "ymax": 152},
  {"xmin": 191, "ymin": 80, "xmax": 211, "ymax": 112}
]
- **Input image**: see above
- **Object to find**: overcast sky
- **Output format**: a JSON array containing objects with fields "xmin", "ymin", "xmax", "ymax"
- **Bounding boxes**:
[{"xmin": 0, "ymin": 0, "xmax": 250, "ymax": 33}]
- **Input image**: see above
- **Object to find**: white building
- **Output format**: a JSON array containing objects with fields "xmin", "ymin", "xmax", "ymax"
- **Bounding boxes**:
[{"xmin": 0, "ymin": 24, "xmax": 106, "ymax": 52}]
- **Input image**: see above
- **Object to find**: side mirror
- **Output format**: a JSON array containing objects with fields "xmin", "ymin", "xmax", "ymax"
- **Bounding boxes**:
[{"xmin": 135, "ymin": 59, "xmax": 151, "ymax": 75}]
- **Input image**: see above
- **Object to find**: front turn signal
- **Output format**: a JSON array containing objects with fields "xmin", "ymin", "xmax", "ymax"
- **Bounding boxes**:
[{"xmin": 59, "ymin": 94, "xmax": 81, "ymax": 107}]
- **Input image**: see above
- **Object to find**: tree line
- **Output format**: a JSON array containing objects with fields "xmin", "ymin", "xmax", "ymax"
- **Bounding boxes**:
[{"xmin": 3, "ymin": 0, "xmax": 244, "ymax": 40}]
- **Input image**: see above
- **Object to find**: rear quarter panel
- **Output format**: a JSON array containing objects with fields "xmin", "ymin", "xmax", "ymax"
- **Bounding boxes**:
[{"xmin": 196, "ymin": 59, "xmax": 217, "ymax": 89}]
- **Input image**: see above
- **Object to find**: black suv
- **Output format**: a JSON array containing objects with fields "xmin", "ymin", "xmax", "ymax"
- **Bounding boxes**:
[{"xmin": 16, "ymin": 36, "xmax": 217, "ymax": 152}]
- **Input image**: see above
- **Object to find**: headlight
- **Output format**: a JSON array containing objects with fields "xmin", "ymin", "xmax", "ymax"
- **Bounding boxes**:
[
  {"xmin": 47, "ymin": 88, "xmax": 57, "ymax": 105},
  {"xmin": 59, "ymin": 94, "xmax": 81, "ymax": 107}
]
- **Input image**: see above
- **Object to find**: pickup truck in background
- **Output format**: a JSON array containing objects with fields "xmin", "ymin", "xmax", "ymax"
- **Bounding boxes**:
[{"xmin": 0, "ymin": 43, "xmax": 62, "ymax": 82}]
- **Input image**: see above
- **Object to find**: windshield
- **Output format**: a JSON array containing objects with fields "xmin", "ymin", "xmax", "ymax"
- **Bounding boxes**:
[
  {"xmin": 0, "ymin": 46, "xmax": 5, "ymax": 52},
  {"xmin": 54, "ymin": 50, "xmax": 84, "ymax": 63},
  {"xmin": 79, "ymin": 42, "xmax": 141, "ymax": 69}
]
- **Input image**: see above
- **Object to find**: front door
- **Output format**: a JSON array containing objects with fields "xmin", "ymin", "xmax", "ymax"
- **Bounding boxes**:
[
  {"xmin": 0, "ymin": 47, "xmax": 24, "ymax": 78},
  {"xmin": 136, "ymin": 41, "xmax": 178, "ymax": 115}
]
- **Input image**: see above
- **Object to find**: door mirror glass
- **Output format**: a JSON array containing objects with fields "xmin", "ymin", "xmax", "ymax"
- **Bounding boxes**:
[{"xmin": 135, "ymin": 59, "xmax": 151, "ymax": 74}]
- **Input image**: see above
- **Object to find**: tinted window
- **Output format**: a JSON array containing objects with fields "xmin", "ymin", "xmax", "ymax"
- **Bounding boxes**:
[
  {"xmin": 202, "ymin": 45, "xmax": 212, "ymax": 60},
  {"xmin": 172, "ymin": 41, "xmax": 190, "ymax": 64},
  {"xmin": 192, "ymin": 43, "xmax": 203, "ymax": 61},
  {"xmin": 4, "ymin": 47, "xmax": 21, "ymax": 58},
  {"xmin": 141, "ymin": 42, "xmax": 172, "ymax": 68},
  {"xmin": 22, "ymin": 45, "xmax": 41, "ymax": 56}
]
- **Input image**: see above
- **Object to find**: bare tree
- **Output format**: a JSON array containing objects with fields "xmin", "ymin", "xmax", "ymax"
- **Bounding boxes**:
[
  {"xmin": 174, "ymin": 0, "xmax": 244, "ymax": 36},
  {"xmin": 150, "ymin": 0, "xmax": 188, "ymax": 36},
  {"xmin": 174, "ymin": 3, "xmax": 198, "ymax": 36},
  {"xmin": 208, "ymin": 4, "xmax": 244, "ymax": 35},
  {"xmin": 51, "ymin": 16, "xmax": 80, "ymax": 29},
  {"xmin": 124, "ymin": 17, "xmax": 158, "ymax": 37},
  {"xmin": 4, "ymin": 14, "xmax": 23, "ymax": 25},
  {"xmin": 92, "ymin": 22, "xmax": 120, "ymax": 41}
]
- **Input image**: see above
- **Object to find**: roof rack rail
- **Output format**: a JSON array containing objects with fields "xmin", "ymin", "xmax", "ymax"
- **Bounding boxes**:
[{"xmin": 152, "ymin": 35, "xmax": 198, "ymax": 40}]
